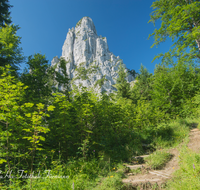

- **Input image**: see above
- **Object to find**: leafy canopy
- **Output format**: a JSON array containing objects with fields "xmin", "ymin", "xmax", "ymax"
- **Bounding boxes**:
[
  {"xmin": 149, "ymin": 0, "xmax": 200, "ymax": 64},
  {"xmin": 0, "ymin": 24, "xmax": 23, "ymax": 75}
]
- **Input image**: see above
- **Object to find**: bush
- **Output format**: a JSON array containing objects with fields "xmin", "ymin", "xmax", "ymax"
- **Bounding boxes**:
[
  {"xmin": 144, "ymin": 150, "xmax": 172, "ymax": 169},
  {"xmin": 166, "ymin": 147, "xmax": 200, "ymax": 190}
]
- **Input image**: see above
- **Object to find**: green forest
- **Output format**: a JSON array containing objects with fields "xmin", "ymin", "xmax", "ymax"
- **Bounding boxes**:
[{"xmin": 0, "ymin": 0, "xmax": 200, "ymax": 189}]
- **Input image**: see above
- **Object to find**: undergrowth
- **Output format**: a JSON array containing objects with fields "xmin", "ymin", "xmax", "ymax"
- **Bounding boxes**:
[
  {"xmin": 0, "ymin": 158, "xmax": 126, "ymax": 190},
  {"xmin": 144, "ymin": 150, "xmax": 172, "ymax": 169},
  {"xmin": 151, "ymin": 117, "xmax": 199, "ymax": 149},
  {"xmin": 165, "ymin": 120, "xmax": 200, "ymax": 190},
  {"xmin": 166, "ymin": 146, "xmax": 200, "ymax": 190},
  {"xmin": 1, "ymin": 117, "xmax": 199, "ymax": 189}
]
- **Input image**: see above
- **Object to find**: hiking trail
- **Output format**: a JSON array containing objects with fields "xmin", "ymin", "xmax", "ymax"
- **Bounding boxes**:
[{"xmin": 122, "ymin": 128, "xmax": 200, "ymax": 189}]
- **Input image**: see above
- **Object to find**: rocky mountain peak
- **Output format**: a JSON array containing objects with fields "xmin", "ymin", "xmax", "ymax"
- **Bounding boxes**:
[
  {"xmin": 75, "ymin": 17, "xmax": 97, "ymax": 35},
  {"xmin": 52, "ymin": 17, "xmax": 135, "ymax": 94}
]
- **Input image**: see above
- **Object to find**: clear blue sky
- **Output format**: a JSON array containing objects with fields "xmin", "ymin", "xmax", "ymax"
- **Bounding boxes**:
[{"xmin": 9, "ymin": 0, "xmax": 173, "ymax": 74}]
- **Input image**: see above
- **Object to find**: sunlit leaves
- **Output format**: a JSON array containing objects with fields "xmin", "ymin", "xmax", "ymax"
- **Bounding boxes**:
[
  {"xmin": 47, "ymin": 105, "xmax": 55, "ymax": 111},
  {"xmin": 24, "ymin": 103, "xmax": 34, "ymax": 108},
  {"xmin": 0, "ymin": 24, "xmax": 23, "ymax": 75},
  {"xmin": 149, "ymin": 0, "xmax": 200, "ymax": 64},
  {"xmin": 0, "ymin": 65, "xmax": 26, "ymax": 169}
]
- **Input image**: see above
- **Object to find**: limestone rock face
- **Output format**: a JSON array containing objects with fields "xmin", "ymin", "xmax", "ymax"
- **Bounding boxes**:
[{"xmin": 52, "ymin": 17, "xmax": 135, "ymax": 94}]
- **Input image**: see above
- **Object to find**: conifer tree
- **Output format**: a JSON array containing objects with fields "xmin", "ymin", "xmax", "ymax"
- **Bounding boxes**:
[
  {"xmin": 0, "ymin": 0, "xmax": 12, "ymax": 27},
  {"xmin": 0, "ymin": 25, "xmax": 23, "ymax": 76},
  {"xmin": 114, "ymin": 63, "xmax": 130, "ymax": 99},
  {"xmin": 0, "ymin": 0, "xmax": 23, "ymax": 76},
  {"xmin": 130, "ymin": 64, "xmax": 152, "ymax": 103},
  {"xmin": 54, "ymin": 57, "xmax": 71, "ymax": 101},
  {"xmin": 20, "ymin": 53, "xmax": 51, "ymax": 105}
]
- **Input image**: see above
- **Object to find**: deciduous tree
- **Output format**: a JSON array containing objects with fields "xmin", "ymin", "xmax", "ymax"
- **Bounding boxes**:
[
  {"xmin": 149, "ymin": 0, "xmax": 200, "ymax": 63},
  {"xmin": 0, "ymin": 24, "xmax": 23, "ymax": 76}
]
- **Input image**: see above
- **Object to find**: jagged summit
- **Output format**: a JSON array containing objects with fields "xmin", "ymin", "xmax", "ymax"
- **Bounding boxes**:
[
  {"xmin": 75, "ymin": 17, "xmax": 97, "ymax": 34},
  {"xmin": 52, "ymin": 17, "xmax": 135, "ymax": 94}
]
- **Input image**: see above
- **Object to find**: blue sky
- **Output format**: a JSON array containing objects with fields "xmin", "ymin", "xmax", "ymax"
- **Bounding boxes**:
[{"xmin": 9, "ymin": 0, "xmax": 173, "ymax": 74}]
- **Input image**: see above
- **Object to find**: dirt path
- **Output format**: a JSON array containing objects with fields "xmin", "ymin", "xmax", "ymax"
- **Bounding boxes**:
[
  {"xmin": 122, "ymin": 128, "xmax": 200, "ymax": 189},
  {"xmin": 187, "ymin": 128, "xmax": 200, "ymax": 153}
]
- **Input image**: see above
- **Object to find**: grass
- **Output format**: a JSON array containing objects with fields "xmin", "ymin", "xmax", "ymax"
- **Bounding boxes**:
[
  {"xmin": 151, "ymin": 117, "xmax": 198, "ymax": 149},
  {"xmin": 1, "ymin": 117, "xmax": 200, "ymax": 189},
  {"xmin": 144, "ymin": 150, "xmax": 172, "ymax": 169},
  {"xmin": 166, "ymin": 146, "xmax": 200, "ymax": 189},
  {"xmin": 164, "ymin": 117, "xmax": 200, "ymax": 189},
  {"xmin": 1, "ymin": 158, "xmax": 126, "ymax": 190}
]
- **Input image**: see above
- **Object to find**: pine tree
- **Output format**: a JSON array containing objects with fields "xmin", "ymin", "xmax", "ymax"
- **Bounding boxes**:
[
  {"xmin": 0, "ymin": 0, "xmax": 12, "ymax": 27},
  {"xmin": 0, "ymin": 0, "xmax": 23, "ymax": 77},
  {"xmin": 54, "ymin": 57, "xmax": 71, "ymax": 101},
  {"xmin": 20, "ymin": 53, "xmax": 51, "ymax": 105},
  {"xmin": 130, "ymin": 64, "xmax": 152, "ymax": 104},
  {"xmin": 0, "ymin": 25, "xmax": 23, "ymax": 76},
  {"xmin": 114, "ymin": 63, "xmax": 130, "ymax": 99}
]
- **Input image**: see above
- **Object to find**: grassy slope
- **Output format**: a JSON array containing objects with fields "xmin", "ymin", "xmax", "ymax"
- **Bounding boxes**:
[{"xmin": 1, "ymin": 117, "xmax": 200, "ymax": 190}]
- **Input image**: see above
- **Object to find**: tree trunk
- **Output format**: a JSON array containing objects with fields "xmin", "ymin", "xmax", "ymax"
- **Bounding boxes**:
[
  {"xmin": 195, "ymin": 39, "xmax": 200, "ymax": 56},
  {"xmin": 185, "ymin": 0, "xmax": 200, "ymax": 57}
]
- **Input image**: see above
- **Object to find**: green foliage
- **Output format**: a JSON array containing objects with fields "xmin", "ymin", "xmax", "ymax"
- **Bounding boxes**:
[
  {"xmin": 0, "ymin": 65, "xmax": 55, "ymax": 188},
  {"xmin": 94, "ymin": 75, "xmax": 108, "ymax": 88},
  {"xmin": 73, "ymin": 62, "xmax": 100, "ymax": 82},
  {"xmin": 9, "ymin": 158, "xmax": 126, "ymax": 190},
  {"xmin": 150, "ymin": 117, "xmax": 199, "ymax": 152},
  {"xmin": 0, "ymin": 65, "xmax": 27, "ymax": 172},
  {"xmin": 144, "ymin": 150, "xmax": 172, "ymax": 169},
  {"xmin": 130, "ymin": 64, "xmax": 152, "ymax": 103},
  {"xmin": 88, "ymin": 64, "xmax": 100, "ymax": 74},
  {"xmin": 166, "ymin": 147, "xmax": 200, "ymax": 189},
  {"xmin": 45, "ymin": 91, "xmax": 77, "ymax": 159},
  {"xmin": 149, "ymin": 0, "xmax": 200, "ymax": 63},
  {"xmin": 134, "ymin": 100, "xmax": 167, "ymax": 130},
  {"xmin": 151, "ymin": 62, "xmax": 200, "ymax": 117},
  {"xmin": 0, "ymin": 24, "xmax": 23, "ymax": 76},
  {"xmin": 45, "ymin": 88, "xmax": 145, "ymax": 163},
  {"xmin": 75, "ymin": 66, "xmax": 88, "ymax": 80},
  {"xmin": 54, "ymin": 57, "xmax": 71, "ymax": 100},
  {"xmin": 182, "ymin": 90, "xmax": 200, "ymax": 118},
  {"xmin": 20, "ymin": 53, "xmax": 52, "ymax": 105},
  {"xmin": 22, "ymin": 103, "xmax": 53, "ymax": 151},
  {"xmin": 2, "ymin": 2, "xmax": 200, "ymax": 189},
  {"xmin": 127, "ymin": 68, "xmax": 137, "ymax": 78},
  {"xmin": 114, "ymin": 63, "xmax": 131, "ymax": 99},
  {"xmin": 21, "ymin": 102, "xmax": 55, "ymax": 189},
  {"xmin": 0, "ymin": 0, "xmax": 12, "ymax": 27}
]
